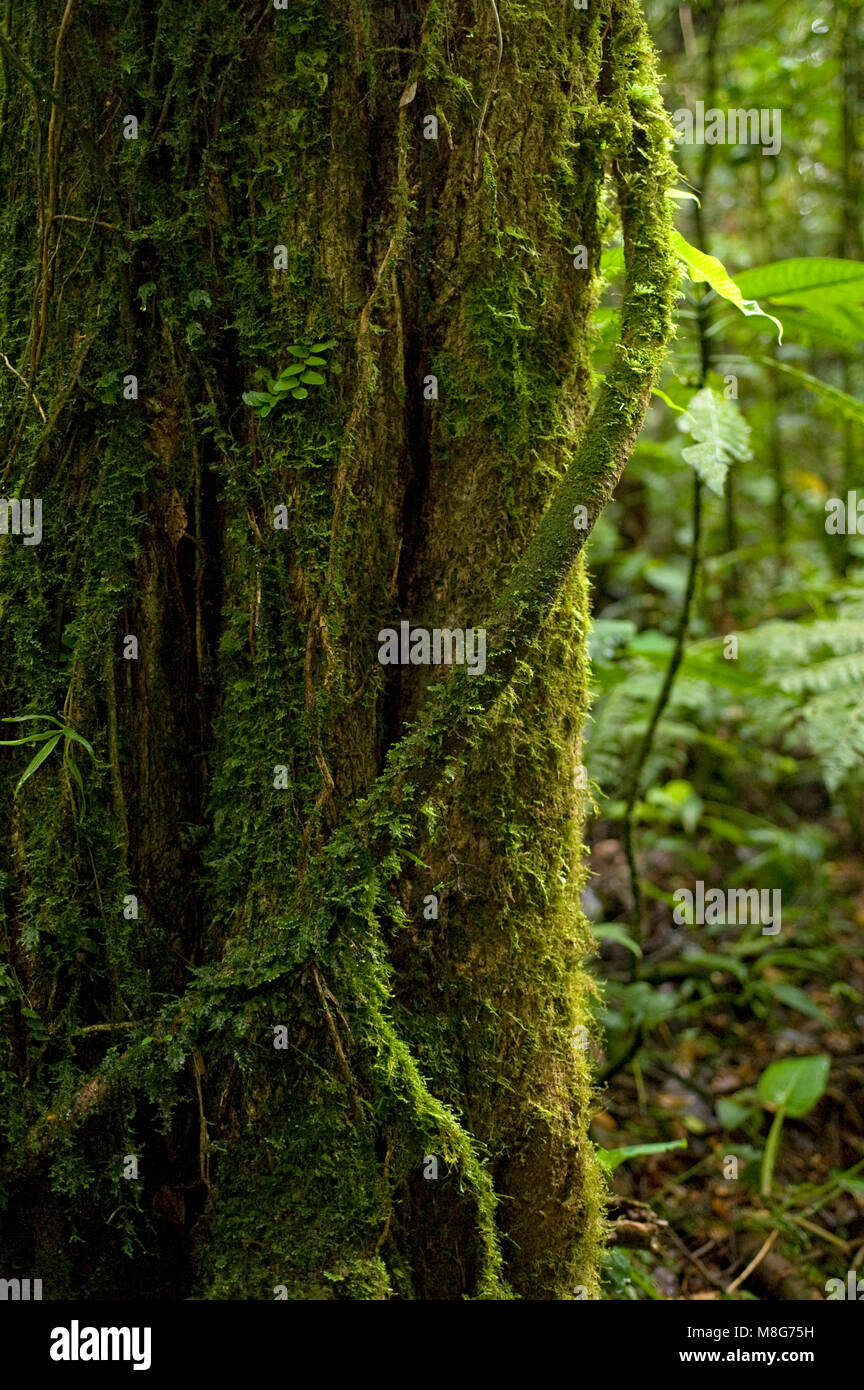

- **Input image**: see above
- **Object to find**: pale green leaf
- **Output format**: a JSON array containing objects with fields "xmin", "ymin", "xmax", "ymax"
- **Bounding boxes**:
[
  {"xmin": 677, "ymin": 387, "xmax": 752, "ymax": 495},
  {"xmin": 671, "ymin": 231, "xmax": 783, "ymax": 342}
]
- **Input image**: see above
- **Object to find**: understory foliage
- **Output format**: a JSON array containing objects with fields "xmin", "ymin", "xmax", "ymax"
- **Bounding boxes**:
[{"xmin": 585, "ymin": 0, "xmax": 864, "ymax": 1301}]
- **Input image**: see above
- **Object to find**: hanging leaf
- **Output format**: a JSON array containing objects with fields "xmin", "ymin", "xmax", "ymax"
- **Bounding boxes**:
[
  {"xmin": 666, "ymin": 188, "xmax": 701, "ymax": 206},
  {"xmin": 677, "ymin": 387, "xmax": 752, "ymax": 495},
  {"xmin": 15, "ymin": 734, "xmax": 61, "ymax": 793},
  {"xmin": 58, "ymin": 727, "xmax": 96, "ymax": 759},
  {"xmin": 671, "ymin": 230, "xmax": 783, "ymax": 342}
]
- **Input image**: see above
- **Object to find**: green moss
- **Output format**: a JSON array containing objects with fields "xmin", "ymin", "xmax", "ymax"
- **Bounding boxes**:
[{"xmin": 0, "ymin": 0, "xmax": 677, "ymax": 1300}]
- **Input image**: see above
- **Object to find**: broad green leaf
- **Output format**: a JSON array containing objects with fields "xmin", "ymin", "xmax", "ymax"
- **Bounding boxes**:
[
  {"xmin": 757, "ymin": 1055, "xmax": 829, "ymax": 1118},
  {"xmin": 291, "ymin": 388, "xmax": 308, "ymax": 400},
  {"xmin": 770, "ymin": 301, "xmax": 864, "ymax": 350},
  {"xmin": 300, "ymin": 371, "xmax": 326, "ymax": 385},
  {"xmin": 304, "ymin": 355, "xmax": 327, "ymax": 366},
  {"xmin": 286, "ymin": 345, "xmax": 308, "ymax": 357},
  {"xmin": 677, "ymin": 387, "xmax": 752, "ymax": 495},
  {"xmin": 242, "ymin": 391, "xmax": 272, "ymax": 408},
  {"xmin": 730, "ymin": 262, "xmax": 864, "ymax": 348},
  {"xmin": 15, "ymin": 734, "xmax": 61, "ymax": 793},
  {"xmin": 277, "ymin": 363, "xmax": 306, "ymax": 378},
  {"xmin": 671, "ymin": 231, "xmax": 783, "ymax": 341},
  {"xmin": 310, "ymin": 339, "xmax": 336, "ymax": 351},
  {"xmin": 734, "ymin": 257, "xmax": 864, "ymax": 301},
  {"xmin": 596, "ymin": 1139, "xmax": 687, "ymax": 1172}
]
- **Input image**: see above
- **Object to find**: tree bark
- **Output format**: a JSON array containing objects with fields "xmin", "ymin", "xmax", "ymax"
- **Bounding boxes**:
[{"xmin": 0, "ymin": 0, "xmax": 676, "ymax": 1299}]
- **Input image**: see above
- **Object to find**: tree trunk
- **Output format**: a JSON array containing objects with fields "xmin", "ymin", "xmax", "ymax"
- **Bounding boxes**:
[{"xmin": 0, "ymin": 0, "xmax": 675, "ymax": 1300}]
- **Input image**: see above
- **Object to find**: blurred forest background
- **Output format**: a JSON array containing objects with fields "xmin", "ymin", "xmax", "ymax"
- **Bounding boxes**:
[{"xmin": 590, "ymin": 0, "xmax": 864, "ymax": 1299}]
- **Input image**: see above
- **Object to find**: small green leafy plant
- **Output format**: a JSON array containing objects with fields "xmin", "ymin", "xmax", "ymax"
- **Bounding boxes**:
[
  {"xmin": 243, "ymin": 338, "xmax": 339, "ymax": 418},
  {"xmin": 93, "ymin": 369, "xmax": 124, "ymax": 404},
  {"xmin": 757, "ymin": 1055, "xmax": 830, "ymax": 1196},
  {"xmin": 601, "ymin": 1246, "xmax": 664, "ymax": 1300},
  {"xmin": 596, "ymin": 1138, "xmax": 687, "ymax": 1172},
  {"xmin": 677, "ymin": 386, "xmax": 753, "ymax": 496},
  {"xmin": 0, "ymin": 714, "xmax": 98, "ymax": 817}
]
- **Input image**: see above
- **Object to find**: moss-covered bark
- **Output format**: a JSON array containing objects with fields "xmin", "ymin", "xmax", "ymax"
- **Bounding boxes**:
[{"xmin": 0, "ymin": 0, "xmax": 675, "ymax": 1299}]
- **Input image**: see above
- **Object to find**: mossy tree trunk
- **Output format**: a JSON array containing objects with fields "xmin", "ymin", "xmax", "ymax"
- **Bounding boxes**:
[{"xmin": 0, "ymin": 0, "xmax": 675, "ymax": 1299}]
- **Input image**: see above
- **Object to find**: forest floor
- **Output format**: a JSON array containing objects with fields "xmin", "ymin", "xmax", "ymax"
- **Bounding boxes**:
[{"xmin": 589, "ymin": 825, "xmax": 864, "ymax": 1302}]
